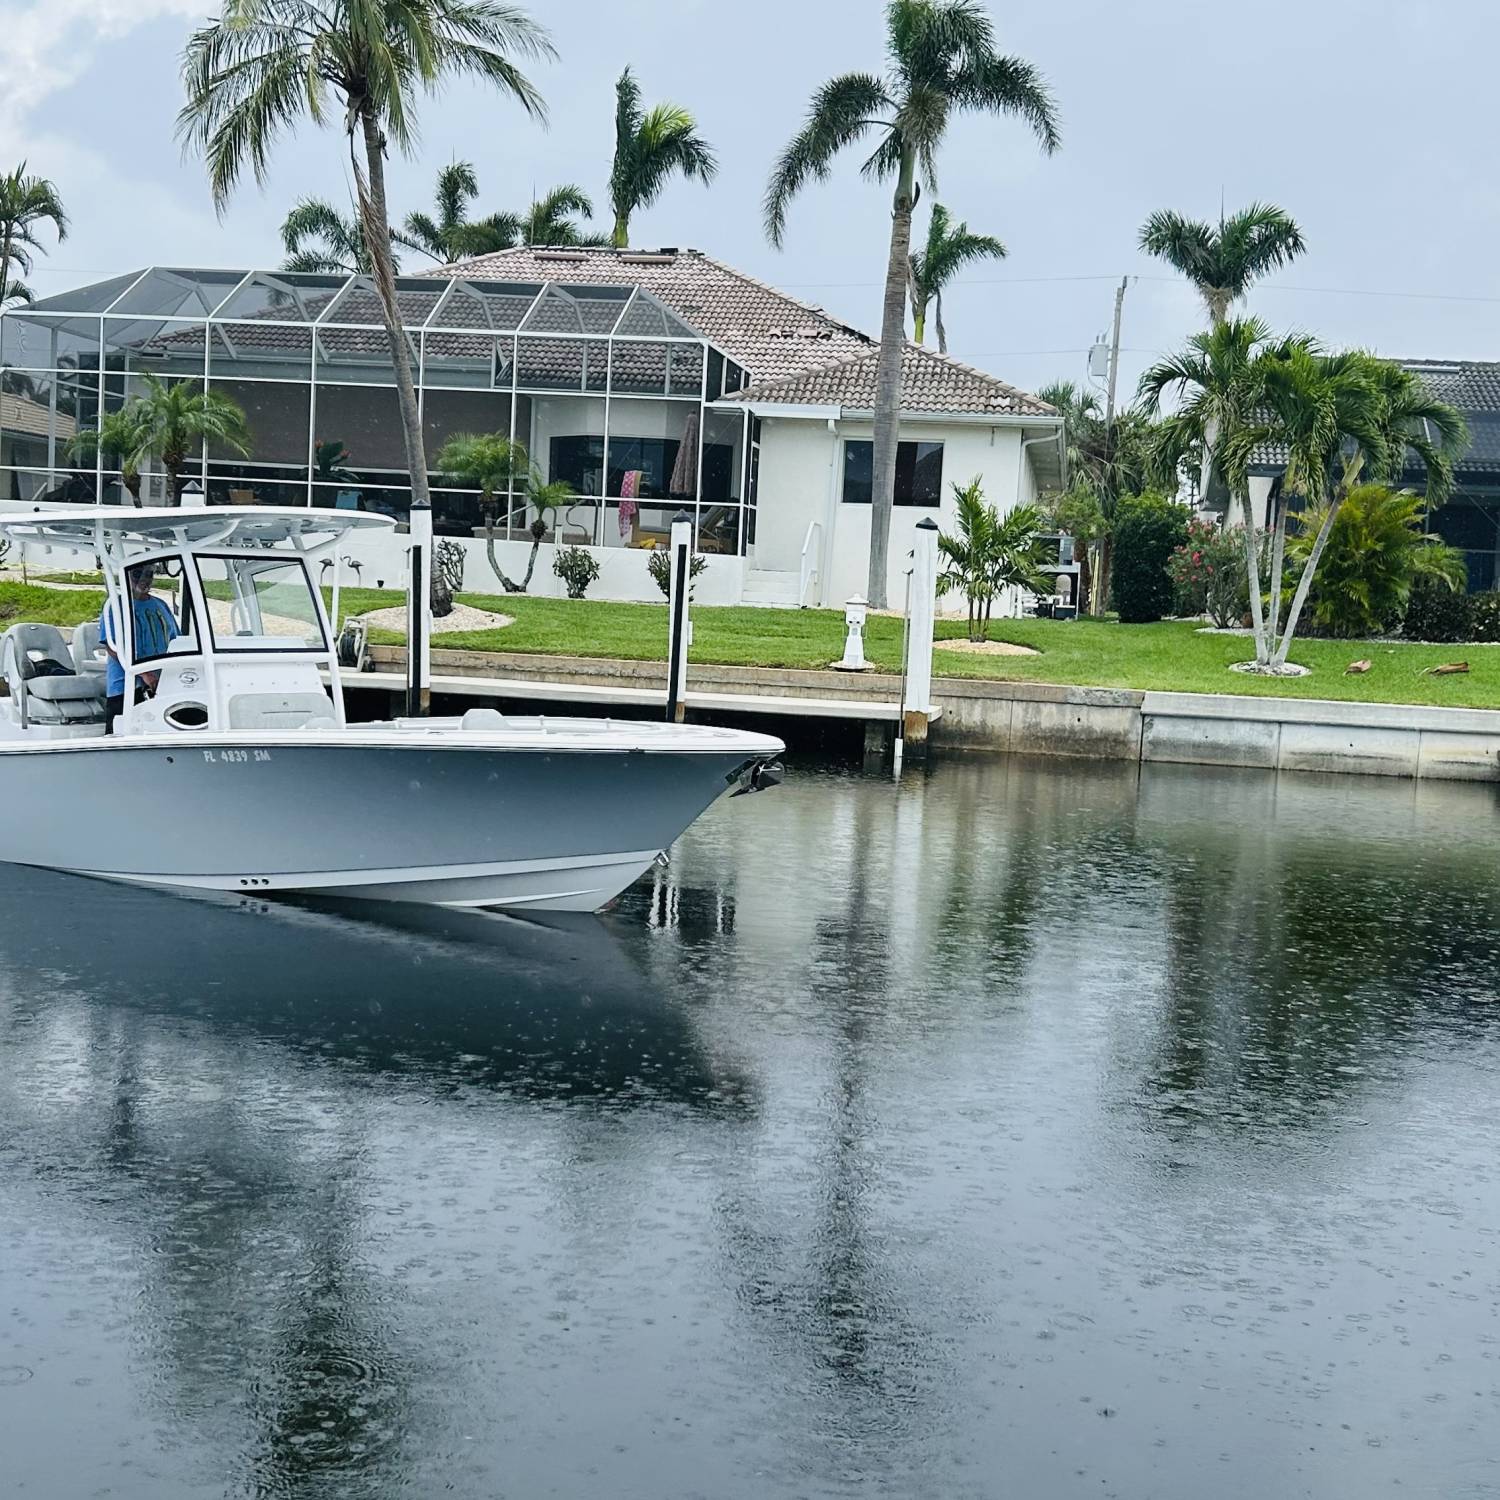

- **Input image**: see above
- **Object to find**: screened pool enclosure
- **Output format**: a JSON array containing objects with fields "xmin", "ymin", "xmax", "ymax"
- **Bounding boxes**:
[{"xmin": 0, "ymin": 267, "xmax": 761, "ymax": 554}]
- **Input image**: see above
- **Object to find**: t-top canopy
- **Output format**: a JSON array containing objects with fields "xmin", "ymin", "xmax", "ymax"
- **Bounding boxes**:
[{"xmin": 0, "ymin": 505, "xmax": 395, "ymax": 552}]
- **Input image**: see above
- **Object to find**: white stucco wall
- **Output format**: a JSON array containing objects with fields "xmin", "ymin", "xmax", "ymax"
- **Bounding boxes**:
[{"xmin": 751, "ymin": 413, "xmax": 1038, "ymax": 608}]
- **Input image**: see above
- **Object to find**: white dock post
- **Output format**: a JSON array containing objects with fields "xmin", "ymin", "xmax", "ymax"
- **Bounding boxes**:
[
  {"xmin": 904, "ymin": 517, "xmax": 939, "ymax": 759},
  {"xmin": 665, "ymin": 509, "xmax": 693, "ymax": 723},
  {"xmin": 406, "ymin": 500, "xmax": 433, "ymax": 717}
]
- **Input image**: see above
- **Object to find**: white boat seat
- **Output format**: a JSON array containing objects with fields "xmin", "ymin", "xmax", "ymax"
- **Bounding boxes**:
[
  {"xmin": 227, "ymin": 691, "xmax": 336, "ymax": 730},
  {"xmin": 2, "ymin": 622, "xmax": 107, "ymax": 725},
  {"xmin": 71, "ymin": 620, "xmax": 107, "ymax": 678}
]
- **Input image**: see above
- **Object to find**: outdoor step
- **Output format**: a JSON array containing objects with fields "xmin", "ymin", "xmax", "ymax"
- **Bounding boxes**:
[{"xmin": 742, "ymin": 568, "xmax": 801, "ymax": 606}]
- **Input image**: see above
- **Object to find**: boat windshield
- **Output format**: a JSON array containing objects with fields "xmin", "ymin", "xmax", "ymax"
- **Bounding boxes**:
[{"xmin": 196, "ymin": 554, "xmax": 328, "ymax": 653}]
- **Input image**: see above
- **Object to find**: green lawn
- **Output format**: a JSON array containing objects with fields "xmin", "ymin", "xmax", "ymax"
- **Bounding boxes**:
[{"xmin": 3, "ymin": 579, "xmax": 1496, "ymax": 709}]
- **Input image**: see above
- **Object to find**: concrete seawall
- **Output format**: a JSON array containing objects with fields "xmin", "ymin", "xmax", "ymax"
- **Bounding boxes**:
[{"xmin": 372, "ymin": 647, "xmax": 1500, "ymax": 782}]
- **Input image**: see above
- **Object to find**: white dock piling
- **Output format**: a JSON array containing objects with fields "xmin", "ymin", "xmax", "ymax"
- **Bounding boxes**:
[{"xmin": 665, "ymin": 509, "xmax": 693, "ymax": 723}]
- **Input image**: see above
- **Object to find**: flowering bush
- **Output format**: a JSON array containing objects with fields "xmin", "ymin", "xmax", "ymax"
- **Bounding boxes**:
[{"xmin": 1168, "ymin": 519, "xmax": 1246, "ymax": 627}]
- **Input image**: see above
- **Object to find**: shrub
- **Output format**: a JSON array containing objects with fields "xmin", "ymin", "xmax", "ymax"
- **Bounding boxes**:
[
  {"xmin": 1471, "ymin": 591, "xmax": 1500, "ymax": 642},
  {"xmin": 1111, "ymin": 491, "xmax": 1188, "ymax": 623},
  {"xmin": 1291, "ymin": 485, "xmax": 1467, "ymax": 639},
  {"xmin": 1403, "ymin": 573, "xmax": 1474, "ymax": 642},
  {"xmin": 1167, "ymin": 518, "xmax": 1246, "ymax": 627},
  {"xmin": 552, "ymin": 545, "xmax": 600, "ymax": 599},
  {"xmin": 647, "ymin": 543, "xmax": 708, "ymax": 598}
]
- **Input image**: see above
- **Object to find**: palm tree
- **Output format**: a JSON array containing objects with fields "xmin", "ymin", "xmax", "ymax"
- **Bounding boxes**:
[
  {"xmin": 179, "ymin": 0, "xmax": 553, "ymax": 530},
  {"xmin": 434, "ymin": 431, "xmax": 566, "ymax": 593},
  {"xmin": 765, "ymin": 0, "xmax": 1059, "ymax": 608},
  {"xmin": 102, "ymin": 372, "xmax": 252, "ymax": 506},
  {"xmin": 937, "ymin": 479, "xmax": 1049, "ymax": 639},
  {"xmin": 67, "ymin": 407, "xmax": 150, "ymax": 506},
  {"xmin": 909, "ymin": 203, "xmax": 1004, "ymax": 351},
  {"xmin": 1141, "ymin": 327, "xmax": 1466, "ymax": 668},
  {"xmin": 1139, "ymin": 202, "xmax": 1306, "ymax": 326},
  {"xmin": 398, "ymin": 165, "xmax": 602, "ymax": 261},
  {"xmin": 608, "ymin": 67, "xmax": 716, "ymax": 249},
  {"xmin": 519, "ymin": 185, "xmax": 605, "ymax": 248},
  {"xmin": 0, "ymin": 162, "xmax": 67, "ymax": 307},
  {"xmin": 280, "ymin": 197, "xmax": 393, "ymax": 274}
]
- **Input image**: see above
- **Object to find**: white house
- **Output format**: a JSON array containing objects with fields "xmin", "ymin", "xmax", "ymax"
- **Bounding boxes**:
[{"xmin": 0, "ymin": 249, "xmax": 1064, "ymax": 607}]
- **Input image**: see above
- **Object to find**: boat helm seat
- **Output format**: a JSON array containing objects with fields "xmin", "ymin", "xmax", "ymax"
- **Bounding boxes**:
[
  {"xmin": 71, "ymin": 621, "xmax": 107, "ymax": 679},
  {"xmin": 1, "ymin": 622, "xmax": 107, "ymax": 725}
]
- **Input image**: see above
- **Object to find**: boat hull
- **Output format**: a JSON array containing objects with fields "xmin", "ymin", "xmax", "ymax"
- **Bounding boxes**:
[{"xmin": 0, "ymin": 729, "xmax": 779, "ymax": 910}]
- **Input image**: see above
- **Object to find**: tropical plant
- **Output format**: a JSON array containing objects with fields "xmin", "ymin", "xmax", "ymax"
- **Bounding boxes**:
[
  {"xmin": 1139, "ymin": 202, "xmax": 1306, "ymax": 325},
  {"xmin": 1036, "ymin": 379, "xmax": 1155, "ymax": 614},
  {"xmin": 908, "ymin": 203, "xmax": 1004, "ymax": 351},
  {"xmin": 765, "ymin": 0, "xmax": 1059, "ymax": 608},
  {"xmin": 648, "ymin": 543, "xmax": 707, "ymax": 598},
  {"xmin": 1404, "ymin": 574, "xmax": 1476, "ymax": 643},
  {"xmin": 399, "ymin": 166, "xmax": 602, "ymax": 260},
  {"xmin": 67, "ymin": 406, "xmax": 150, "ymax": 506},
  {"xmin": 82, "ymin": 373, "xmax": 251, "ymax": 506},
  {"xmin": 280, "ymin": 196, "xmax": 391, "ymax": 274},
  {"xmin": 1111, "ymin": 491, "xmax": 1187, "ymax": 623},
  {"xmin": 179, "ymin": 0, "xmax": 553, "ymax": 534},
  {"xmin": 0, "ymin": 162, "xmax": 67, "ymax": 307},
  {"xmin": 1287, "ymin": 484, "xmax": 1467, "ymax": 639},
  {"xmin": 608, "ymin": 67, "xmax": 716, "ymax": 249},
  {"xmin": 936, "ymin": 479, "xmax": 1049, "ymax": 640},
  {"xmin": 434, "ymin": 431, "xmax": 567, "ymax": 593},
  {"xmin": 1142, "ymin": 323, "xmax": 1468, "ymax": 669},
  {"xmin": 397, "ymin": 160, "xmax": 490, "ymax": 260},
  {"xmin": 552, "ymin": 544, "xmax": 600, "ymax": 599},
  {"xmin": 1167, "ymin": 518, "xmax": 1246, "ymax": 627}
]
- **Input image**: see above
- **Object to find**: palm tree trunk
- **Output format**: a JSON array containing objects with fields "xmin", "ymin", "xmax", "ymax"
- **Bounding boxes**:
[
  {"xmin": 1266, "ymin": 487, "xmax": 1288, "ymax": 644},
  {"xmin": 935, "ymin": 290, "xmax": 947, "ymax": 355},
  {"xmin": 0, "ymin": 226, "xmax": 12, "ymax": 307},
  {"xmin": 611, "ymin": 209, "xmax": 629, "ymax": 249},
  {"xmin": 482, "ymin": 515, "xmax": 522, "ymax": 593},
  {"xmin": 356, "ymin": 109, "xmax": 432, "ymax": 516},
  {"xmin": 1273, "ymin": 497, "xmax": 1343, "ymax": 667},
  {"xmin": 1237, "ymin": 484, "xmax": 1269, "ymax": 663},
  {"xmin": 1093, "ymin": 536, "xmax": 1113, "ymax": 616},
  {"xmin": 868, "ymin": 147, "xmax": 918, "ymax": 611},
  {"xmin": 913, "ymin": 304, "xmax": 926, "ymax": 344}
]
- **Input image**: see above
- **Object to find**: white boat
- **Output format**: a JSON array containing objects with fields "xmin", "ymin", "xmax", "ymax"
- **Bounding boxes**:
[{"xmin": 0, "ymin": 506, "xmax": 783, "ymax": 910}]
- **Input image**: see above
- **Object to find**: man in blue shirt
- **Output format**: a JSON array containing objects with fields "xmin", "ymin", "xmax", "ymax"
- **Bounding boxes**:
[{"xmin": 101, "ymin": 563, "xmax": 178, "ymax": 734}]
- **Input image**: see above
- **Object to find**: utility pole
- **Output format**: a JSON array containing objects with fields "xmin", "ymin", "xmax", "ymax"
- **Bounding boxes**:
[{"xmin": 1104, "ymin": 275, "xmax": 1128, "ymax": 431}]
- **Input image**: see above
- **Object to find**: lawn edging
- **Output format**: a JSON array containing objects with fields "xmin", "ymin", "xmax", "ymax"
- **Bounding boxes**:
[{"xmin": 367, "ymin": 645, "xmax": 1500, "ymax": 782}]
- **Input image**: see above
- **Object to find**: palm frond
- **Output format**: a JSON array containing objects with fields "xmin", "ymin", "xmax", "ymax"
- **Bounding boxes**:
[{"xmin": 764, "ymin": 71, "xmax": 892, "ymax": 245}]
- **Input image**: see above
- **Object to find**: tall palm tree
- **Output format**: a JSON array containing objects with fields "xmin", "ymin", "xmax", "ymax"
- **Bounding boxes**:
[
  {"xmin": 280, "ymin": 196, "xmax": 392, "ymax": 274},
  {"xmin": 608, "ymin": 67, "xmax": 716, "ymax": 249},
  {"xmin": 179, "ymin": 0, "xmax": 552, "ymax": 530},
  {"xmin": 108, "ymin": 372, "xmax": 252, "ymax": 506},
  {"xmin": 908, "ymin": 203, "xmax": 1004, "ymax": 351},
  {"xmin": 1139, "ymin": 202, "xmax": 1305, "ymax": 326},
  {"xmin": 765, "ymin": 0, "xmax": 1059, "ymax": 607},
  {"xmin": 0, "ymin": 162, "xmax": 68, "ymax": 307}
]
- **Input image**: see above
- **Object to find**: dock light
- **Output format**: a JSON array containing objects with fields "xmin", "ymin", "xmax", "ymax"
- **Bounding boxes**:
[{"xmin": 836, "ymin": 595, "xmax": 870, "ymax": 671}]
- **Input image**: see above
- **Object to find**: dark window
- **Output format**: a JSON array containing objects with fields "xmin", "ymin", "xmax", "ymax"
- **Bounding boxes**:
[
  {"xmin": 841, "ymin": 440, "xmax": 943, "ymax": 506},
  {"xmin": 550, "ymin": 435, "xmax": 686, "ymax": 499}
]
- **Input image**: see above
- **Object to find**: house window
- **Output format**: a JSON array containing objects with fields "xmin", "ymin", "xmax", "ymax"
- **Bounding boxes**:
[{"xmin": 841, "ymin": 440, "xmax": 943, "ymax": 506}]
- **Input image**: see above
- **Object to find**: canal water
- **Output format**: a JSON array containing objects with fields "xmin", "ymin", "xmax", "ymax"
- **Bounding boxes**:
[{"xmin": 2, "ymin": 756, "xmax": 1499, "ymax": 1499}]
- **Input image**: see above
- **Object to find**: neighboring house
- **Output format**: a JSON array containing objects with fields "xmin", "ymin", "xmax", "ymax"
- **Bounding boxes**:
[
  {"xmin": 1229, "ymin": 358, "xmax": 1500, "ymax": 592},
  {"xmin": 0, "ymin": 251, "xmax": 1064, "ymax": 606},
  {"xmin": 0, "ymin": 391, "xmax": 74, "ymax": 501}
]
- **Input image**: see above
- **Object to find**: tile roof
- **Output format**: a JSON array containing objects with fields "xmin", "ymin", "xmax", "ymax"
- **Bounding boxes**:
[
  {"xmin": 1, "ymin": 393, "xmax": 74, "ymax": 439},
  {"xmin": 445, "ymin": 246, "xmax": 876, "ymax": 384},
  {"xmin": 720, "ymin": 341, "xmax": 1057, "ymax": 418},
  {"xmin": 1251, "ymin": 358, "xmax": 1500, "ymax": 479}
]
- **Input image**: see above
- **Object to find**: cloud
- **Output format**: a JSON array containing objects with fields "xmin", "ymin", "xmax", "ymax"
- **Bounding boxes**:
[{"xmin": 0, "ymin": 0, "xmax": 203, "ymax": 149}]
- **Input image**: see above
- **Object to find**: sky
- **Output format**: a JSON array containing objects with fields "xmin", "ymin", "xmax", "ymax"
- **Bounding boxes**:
[{"xmin": 2, "ymin": 0, "xmax": 1497, "ymax": 404}]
